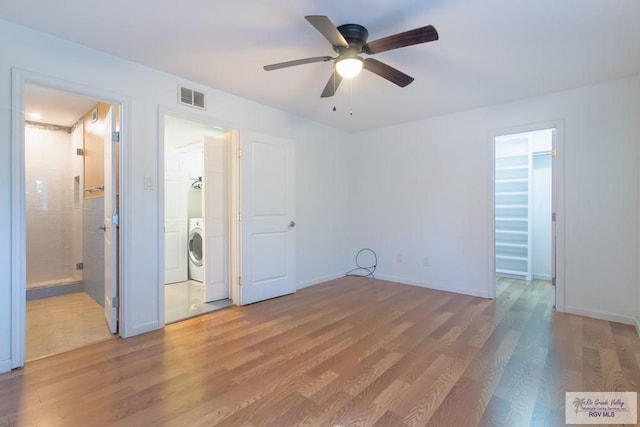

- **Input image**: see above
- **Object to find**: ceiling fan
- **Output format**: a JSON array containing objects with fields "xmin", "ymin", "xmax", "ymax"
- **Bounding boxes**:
[{"xmin": 263, "ymin": 15, "xmax": 439, "ymax": 98}]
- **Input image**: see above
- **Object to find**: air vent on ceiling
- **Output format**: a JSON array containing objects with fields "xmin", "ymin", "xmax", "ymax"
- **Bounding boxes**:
[{"xmin": 178, "ymin": 85, "xmax": 206, "ymax": 110}]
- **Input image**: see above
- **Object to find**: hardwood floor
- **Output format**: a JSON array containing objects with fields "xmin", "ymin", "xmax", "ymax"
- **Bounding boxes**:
[{"xmin": 1, "ymin": 277, "xmax": 639, "ymax": 426}]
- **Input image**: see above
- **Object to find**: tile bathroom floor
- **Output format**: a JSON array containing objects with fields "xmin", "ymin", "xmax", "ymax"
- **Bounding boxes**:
[
  {"xmin": 26, "ymin": 292, "xmax": 113, "ymax": 361},
  {"xmin": 164, "ymin": 280, "xmax": 232, "ymax": 324},
  {"xmin": 26, "ymin": 283, "xmax": 232, "ymax": 360}
]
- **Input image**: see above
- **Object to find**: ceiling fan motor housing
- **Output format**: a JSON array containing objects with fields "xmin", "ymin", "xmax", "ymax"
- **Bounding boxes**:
[{"xmin": 336, "ymin": 23, "xmax": 369, "ymax": 52}]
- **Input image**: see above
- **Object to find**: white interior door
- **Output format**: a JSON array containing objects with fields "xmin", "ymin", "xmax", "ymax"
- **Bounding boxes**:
[
  {"xmin": 103, "ymin": 107, "xmax": 118, "ymax": 333},
  {"xmin": 203, "ymin": 135, "xmax": 229, "ymax": 302},
  {"xmin": 164, "ymin": 152, "xmax": 188, "ymax": 284},
  {"xmin": 240, "ymin": 130, "xmax": 296, "ymax": 305}
]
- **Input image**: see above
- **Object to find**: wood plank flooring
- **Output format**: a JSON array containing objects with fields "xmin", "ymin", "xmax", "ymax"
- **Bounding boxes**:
[{"xmin": 1, "ymin": 276, "xmax": 639, "ymax": 426}]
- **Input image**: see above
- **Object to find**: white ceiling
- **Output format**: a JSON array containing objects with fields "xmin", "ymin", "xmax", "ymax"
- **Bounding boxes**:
[
  {"xmin": 4, "ymin": 1, "xmax": 640, "ymax": 132},
  {"xmin": 25, "ymin": 84, "xmax": 97, "ymax": 127}
]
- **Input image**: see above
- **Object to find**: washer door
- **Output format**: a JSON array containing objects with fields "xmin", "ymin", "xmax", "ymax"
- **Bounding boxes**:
[{"xmin": 188, "ymin": 228, "xmax": 203, "ymax": 267}]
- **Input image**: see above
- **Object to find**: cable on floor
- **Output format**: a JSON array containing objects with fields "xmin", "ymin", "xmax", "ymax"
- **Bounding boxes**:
[{"xmin": 345, "ymin": 248, "xmax": 377, "ymax": 278}]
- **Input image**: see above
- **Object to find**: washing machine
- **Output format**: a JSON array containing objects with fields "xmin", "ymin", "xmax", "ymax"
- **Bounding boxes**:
[{"xmin": 188, "ymin": 218, "xmax": 204, "ymax": 282}]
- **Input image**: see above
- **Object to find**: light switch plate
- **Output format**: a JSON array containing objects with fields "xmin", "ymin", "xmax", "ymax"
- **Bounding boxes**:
[{"xmin": 144, "ymin": 176, "xmax": 153, "ymax": 190}]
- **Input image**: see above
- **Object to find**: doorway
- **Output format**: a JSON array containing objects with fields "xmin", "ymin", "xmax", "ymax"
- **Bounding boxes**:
[
  {"xmin": 19, "ymin": 82, "xmax": 122, "ymax": 362},
  {"xmin": 162, "ymin": 114, "xmax": 235, "ymax": 323},
  {"xmin": 493, "ymin": 127, "xmax": 557, "ymax": 302}
]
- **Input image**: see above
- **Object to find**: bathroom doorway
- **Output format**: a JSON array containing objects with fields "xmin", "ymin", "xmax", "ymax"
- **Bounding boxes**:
[{"xmin": 22, "ymin": 83, "xmax": 119, "ymax": 360}]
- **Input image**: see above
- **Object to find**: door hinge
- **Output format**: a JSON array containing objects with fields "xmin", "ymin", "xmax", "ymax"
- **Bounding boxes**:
[
  {"xmin": 238, "ymin": 276, "xmax": 243, "ymax": 286},
  {"xmin": 112, "ymin": 213, "xmax": 119, "ymax": 225},
  {"xmin": 551, "ymin": 148, "xmax": 557, "ymax": 158},
  {"xmin": 237, "ymin": 148, "xmax": 242, "ymax": 158},
  {"xmin": 237, "ymin": 212, "xmax": 242, "ymax": 222},
  {"xmin": 551, "ymin": 277, "xmax": 556, "ymax": 287},
  {"xmin": 551, "ymin": 212, "xmax": 556, "ymax": 222},
  {"xmin": 112, "ymin": 295, "xmax": 119, "ymax": 308},
  {"xmin": 112, "ymin": 131, "xmax": 120, "ymax": 143}
]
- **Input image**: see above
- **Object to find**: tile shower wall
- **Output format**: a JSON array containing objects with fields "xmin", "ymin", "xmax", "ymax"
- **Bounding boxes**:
[
  {"xmin": 25, "ymin": 126, "xmax": 78, "ymax": 287},
  {"xmin": 83, "ymin": 196, "xmax": 104, "ymax": 306}
]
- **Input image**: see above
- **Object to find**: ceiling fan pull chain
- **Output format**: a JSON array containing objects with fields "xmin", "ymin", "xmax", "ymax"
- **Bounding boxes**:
[
  {"xmin": 333, "ymin": 68, "xmax": 337, "ymax": 112},
  {"xmin": 350, "ymin": 79, "xmax": 353, "ymax": 116}
]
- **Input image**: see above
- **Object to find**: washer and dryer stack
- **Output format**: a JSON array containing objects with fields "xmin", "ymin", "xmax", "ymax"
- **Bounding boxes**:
[{"xmin": 188, "ymin": 218, "xmax": 204, "ymax": 282}]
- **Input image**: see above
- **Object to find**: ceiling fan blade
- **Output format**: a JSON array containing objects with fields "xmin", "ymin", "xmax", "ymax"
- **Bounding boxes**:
[
  {"xmin": 320, "ymin": 70, "xmax": 343, "ymax": 98},
  {"xmin": 305, "ymin": 15, "xmax": 348, "ymax": 48},
  {"xmin": 263, "ymin": 56, "xmax": 333, "ymax": 71},
  {"xmin": 363, "ymin": 25, "xmax": 438, "ymax": 54},
  {"xmin": 363, "ymin": 58, "xmax": 414, "ymax": 87}
]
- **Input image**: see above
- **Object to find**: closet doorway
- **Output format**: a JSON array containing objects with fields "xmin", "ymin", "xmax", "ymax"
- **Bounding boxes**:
[
  {"xmin": 161, "ymin": 114, "xmax": 238, "ymax": 324},
  {"xmin": 493, "ymin": 127, "xmax": 557, "ymax": 302}
]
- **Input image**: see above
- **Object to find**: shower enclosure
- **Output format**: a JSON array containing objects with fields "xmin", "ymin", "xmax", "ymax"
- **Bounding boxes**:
[{"xmin": 25, "ymin": 122, "xmax": 84, "ymax": 296}]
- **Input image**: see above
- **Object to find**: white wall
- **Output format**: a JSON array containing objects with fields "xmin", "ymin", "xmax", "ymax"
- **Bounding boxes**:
[
  {"xmin": 0, "ymin": 19, "xmax": 350, "ymax": 372},
  {"xmin": 348, "ymin": 77, "xmax": 639, "ymax": 324}
]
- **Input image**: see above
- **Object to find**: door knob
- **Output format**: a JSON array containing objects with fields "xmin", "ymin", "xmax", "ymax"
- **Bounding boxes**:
[{"xmin": 288, "ymin": 221, "xmax": 296, "ymax": 228}]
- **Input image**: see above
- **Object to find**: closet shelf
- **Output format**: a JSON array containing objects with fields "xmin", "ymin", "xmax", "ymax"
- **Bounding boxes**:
[
  {"xmin": 495, "ymin": 192, "xmax": 527, "ymax": 197},
  {"xmin": 495, "ymin": 153, "xmax": 528, "ymax": 160},
  {"xmin": 495, "ymin": 165, "xmax": 528, "ymax": 171},
  {"xmin": 496, "ymin": 255, "xmax": 528, "ymax": 261},
  {"xmin": 495, "ymin": 205, "xmax": 528, "ymax": 210},
  {"xmin": 495, "ymin": 242, "xmax": 528, "ymax": 248},
  {"xmin": 495, "ymin": 178, "xmax": 528, "ymax": 184},
  {"xmin": 496, "ymin": 229, "xmax": 527, "ymax": 235}
]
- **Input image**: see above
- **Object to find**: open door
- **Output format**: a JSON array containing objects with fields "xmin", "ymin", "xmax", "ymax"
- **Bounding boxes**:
[
  {"xmin": 203, "ymin": 135, "xmax": 230, "ymax": 302},
  {"xmin": 103, "ymin": 107, "xmax": 118, "ymax": 333},
  {"xmin": 240, "ymin": 131, "xmax": 296, "ymax": 305}
]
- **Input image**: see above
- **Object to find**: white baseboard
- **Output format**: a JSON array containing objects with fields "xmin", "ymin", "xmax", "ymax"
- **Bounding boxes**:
[
  {"xmin": 375, "ymin": 274, "xmax": 491, "ymax": 299},
  {"xmin": 562, "ymin": 305, "xmax": 636, "ymax": 326},
  {"xmin": 297, "ymin": 272, "xmax": 345, "ymax": 290}
]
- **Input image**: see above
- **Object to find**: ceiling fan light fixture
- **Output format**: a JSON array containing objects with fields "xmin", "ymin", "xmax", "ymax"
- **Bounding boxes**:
[{"xmin": 335, "ymin": 57, "xmax": 363, "ymax": 79}]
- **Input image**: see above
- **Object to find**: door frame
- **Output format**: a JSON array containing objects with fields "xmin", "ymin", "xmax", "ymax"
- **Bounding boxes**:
[
  {"xmin": 157, "ymin": 107, "xmax": 240, "ymax": 325},
  {"xmin": 488, "ymin": 119, "xmax": 566, "ymax": 311},
  {"xmin": 10, "ymin": 68, "xmax": 129, "ymax": 368}
]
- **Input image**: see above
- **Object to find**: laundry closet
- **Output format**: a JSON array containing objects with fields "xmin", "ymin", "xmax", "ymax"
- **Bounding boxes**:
[{"xmin": 163, "ymin": 115, "xmax": 231, "ymax": 323}]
